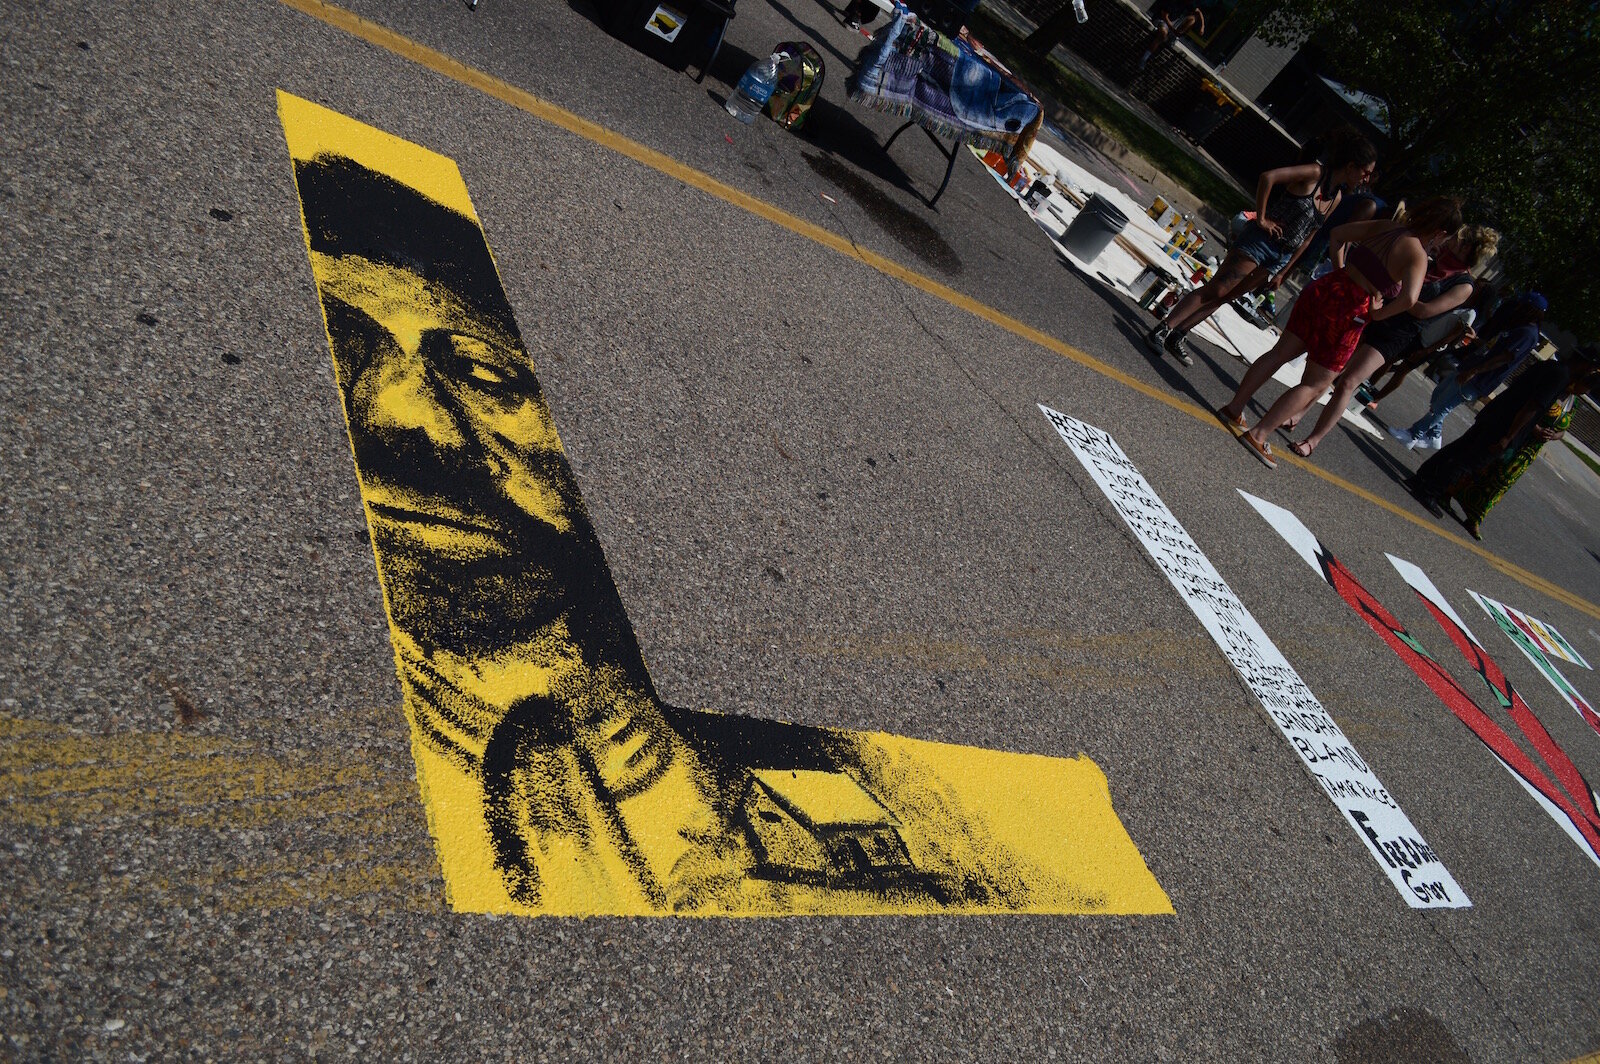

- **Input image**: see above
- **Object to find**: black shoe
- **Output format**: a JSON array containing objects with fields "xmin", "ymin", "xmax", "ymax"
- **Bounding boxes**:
[
  {"xmin": 1405, "ymin": 478, "xmax": 1445, "ymax": 517},
  {"xmin": 1144, "ymin": 323, "xmax": 1170, "ymax": 354},
  {"xmin": 1164, "ymin": 329, "xmax": 1195, "ymax": 367}
]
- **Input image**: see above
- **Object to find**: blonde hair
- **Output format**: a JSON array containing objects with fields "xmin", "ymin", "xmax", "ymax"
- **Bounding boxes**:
[{"xmin": 1456, "ymin": 224, "xmax": 1500, "ymax": 268}]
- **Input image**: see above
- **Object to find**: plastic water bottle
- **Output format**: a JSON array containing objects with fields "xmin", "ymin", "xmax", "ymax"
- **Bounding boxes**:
[
  {"xmin": 1071, "ymin": 0, "xmax": 1087, "ymax": 22},
  {"xmin": 726, "ymin": 53, "xmax": 780, "ymax": 124}
]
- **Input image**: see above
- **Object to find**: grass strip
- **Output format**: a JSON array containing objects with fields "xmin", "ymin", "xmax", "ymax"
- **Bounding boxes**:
[
  {"xmin": 1563, "ymin": 440, "xmax": 1600, "ymax": 479},
  {"xmin": 967, "ymin": 10, "xmax": 1251, "ymax": 214}
]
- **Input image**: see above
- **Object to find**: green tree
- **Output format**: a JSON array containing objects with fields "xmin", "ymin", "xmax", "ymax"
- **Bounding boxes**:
[{"xmin": 1239, "ymin": 0, "xmax": 1600, "ymax": 338}]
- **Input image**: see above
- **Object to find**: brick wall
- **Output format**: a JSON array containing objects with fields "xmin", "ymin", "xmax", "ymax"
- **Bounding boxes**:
[{"xmin": 1221, "ymin": 31, "xmax": 1299, "ymax": 100}]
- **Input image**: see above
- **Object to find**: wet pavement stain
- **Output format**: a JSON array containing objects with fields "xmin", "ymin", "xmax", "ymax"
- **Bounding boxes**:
[
  {"xmin": 802, "ymin": 152, "xmax": 962, "ymax": 276},
  {"xmin": 1333, "ymin": 1007, "xmax": 1470, "ymax": 1064}
]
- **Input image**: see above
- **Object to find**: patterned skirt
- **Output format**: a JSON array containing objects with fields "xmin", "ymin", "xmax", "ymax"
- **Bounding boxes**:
[{"xmin": 1454, "ymin": 401, "xmax": 1575, "ymax": 522}]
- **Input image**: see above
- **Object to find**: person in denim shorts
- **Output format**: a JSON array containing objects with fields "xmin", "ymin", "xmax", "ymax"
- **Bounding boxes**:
[{"xmin": 1147, "ymin": 128, "xmax": 1376, "ymax": 366}]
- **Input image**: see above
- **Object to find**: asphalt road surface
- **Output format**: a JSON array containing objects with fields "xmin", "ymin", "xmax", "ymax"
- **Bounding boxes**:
[{"xmin": 4, "ymin": 0, "xmax": 1600, "ymax": 1060}]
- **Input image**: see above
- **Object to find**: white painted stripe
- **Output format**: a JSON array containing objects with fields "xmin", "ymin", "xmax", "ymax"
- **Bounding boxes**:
[
  {"xmin": 1040, "ymin": 407, "xmax": 1467, "ymax": 909},
  {"xmin": 1470, "ymin": 591, "xmax": 1600, "ymax": 740},
  {"xmin": 1489, "ymin": 750, "xmax": 1600, "ymax": 870},
  {"xmin": 1384, "ymin": 555, "xmax": 1480, "ymax": 640}
]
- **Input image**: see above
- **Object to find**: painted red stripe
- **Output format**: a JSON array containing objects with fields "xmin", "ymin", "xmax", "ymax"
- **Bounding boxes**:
[{"xmin": 1317, "ymin": 551, "xmax": 1600, "ymax": 858}]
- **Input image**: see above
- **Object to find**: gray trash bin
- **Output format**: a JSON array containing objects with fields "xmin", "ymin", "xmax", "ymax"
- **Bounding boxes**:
[{"xmin": 1059, "ymin": 194, "xmax": 1129, "ymax": 262}]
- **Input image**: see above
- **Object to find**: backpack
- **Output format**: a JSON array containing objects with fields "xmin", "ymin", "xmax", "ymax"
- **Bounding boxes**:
[{"xmin": 765, "ymin": 42, "xmax": 825, "ymax": 131}]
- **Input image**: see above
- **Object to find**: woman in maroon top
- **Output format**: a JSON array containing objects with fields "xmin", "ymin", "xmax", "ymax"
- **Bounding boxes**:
[
  {"xmin": 1218, "ymin": 197, "xmax": 1463, "ymax": 469},
  {"xmin": 1284, "ymin": 223, "xmax": 1496, "ymax": 456}
]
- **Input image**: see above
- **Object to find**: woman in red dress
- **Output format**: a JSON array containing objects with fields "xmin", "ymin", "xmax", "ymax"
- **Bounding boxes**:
[{"xmin": 1217, "ymin": 197, "xmax": 1463, "ymax": 468}]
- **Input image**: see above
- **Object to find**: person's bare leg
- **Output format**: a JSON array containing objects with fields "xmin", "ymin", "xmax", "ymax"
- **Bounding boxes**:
[
  {"xmin": 1219, "ymin": 331, "xmax": 1306, "ymax": 422},
  {"xmin": 1294, "ymin": 347, "xmax": 1385, "ymax": 453},
  {"xmin": 1174, "ymin": 266, "xmax": 1272, "ymax": 337},
  {"xmin": 1369, "ymin": 348, "xmax": 1428, "ymax": 403},
  {"xmin": 1161, "ymin": 250, "xmax": 1256, "ymax": 334},
  {"xmin": 1247, "ymin": 363, "xmax": 1339, "ymax": 449},
  {"xmin": 1367, "ymin": 356, "xmax": 1401, "ymax": 395}
]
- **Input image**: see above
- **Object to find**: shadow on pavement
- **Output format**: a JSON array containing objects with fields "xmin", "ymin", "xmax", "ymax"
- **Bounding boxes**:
[
  {"xmin": 1344, "ymin": 427, "xmax": 1421, "ymax": 492},
  {"xmin": 800, "ymin": 150, "xmax": 963, "ymax": 274},
  {"xmin": 565, "ymin": 0, "xmax": 607, "ymax": 33},
  {"xmin": 1049, "ymin": 252, "xmax": 1218, "ymax": 415},
  {"xmin": 704, "ymin": 39, "xmax": 958, "ymax": 270},
  {"xmin": 758, "ymin": 0, "xmax": 863, "ymax": 70},
  {"xmin": 1182, "ymin": 327, "xmax": 1263, "ymax": 398}
]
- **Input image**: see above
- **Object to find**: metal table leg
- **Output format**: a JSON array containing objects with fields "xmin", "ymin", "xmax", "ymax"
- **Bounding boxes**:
[
  {"xmin": 927, "ymin": 132, "xmax": 963, "ymax": 207},
  {"xmin": 881, "ymin": 120, "xmax": 967, "ymax": 208},
  {"xmin": 882, "ymin": 119, "xmax": 917, "ymax": 152},
  {"xmin": 692, "ymin": 17, "xmax": 728, "ymax": 84}
]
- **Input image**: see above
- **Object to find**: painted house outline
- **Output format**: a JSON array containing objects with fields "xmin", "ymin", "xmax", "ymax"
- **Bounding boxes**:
[{"xmin": 741, "ymin": 768, "xmax": 917, "ymax": 886}]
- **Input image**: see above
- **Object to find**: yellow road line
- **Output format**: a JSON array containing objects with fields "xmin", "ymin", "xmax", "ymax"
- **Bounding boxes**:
[{"xmin": 274, "ymin": 0, "xmax": 1600, "ymax": 622}]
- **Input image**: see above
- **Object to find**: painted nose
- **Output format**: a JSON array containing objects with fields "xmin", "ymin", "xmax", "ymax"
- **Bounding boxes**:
[{"xmin": 360, "ymin": 333, "xmax": 470, "ymax": 451}]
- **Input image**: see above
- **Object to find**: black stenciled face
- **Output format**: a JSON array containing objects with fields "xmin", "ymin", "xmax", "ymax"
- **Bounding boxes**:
[{"xmin": 314, "ymin": 250, "xmax": 590, "ymax": 656}]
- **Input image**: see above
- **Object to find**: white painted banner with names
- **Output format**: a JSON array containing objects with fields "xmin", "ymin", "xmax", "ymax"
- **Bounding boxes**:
[{"xmin": 1041, "ymin": 407, "xmax": 1467, "ymax": 908}]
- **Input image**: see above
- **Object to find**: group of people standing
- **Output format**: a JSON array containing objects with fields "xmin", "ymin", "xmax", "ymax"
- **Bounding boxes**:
[{"xmin": 1140, "ymin": 127, "xmax": 1598, "ymax": 539}]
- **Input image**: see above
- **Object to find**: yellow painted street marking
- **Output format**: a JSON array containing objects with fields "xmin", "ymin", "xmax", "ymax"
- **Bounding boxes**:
[{"xmin": 272, "ymin": 0, "xmax": 1600, "ymax": 626}]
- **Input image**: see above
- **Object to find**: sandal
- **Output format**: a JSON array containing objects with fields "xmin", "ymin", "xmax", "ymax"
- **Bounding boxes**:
[
  {"xmin": 1289, "ymin": 439, "xmax": 1314, "ymax": 458},
  {"xmin": 1239, "ymin": 432, "xmax": 1277, "ymax": 469},
  {"xmin": 1216, "ymin": 407, "xmax": 1248, "ymax": 434}
]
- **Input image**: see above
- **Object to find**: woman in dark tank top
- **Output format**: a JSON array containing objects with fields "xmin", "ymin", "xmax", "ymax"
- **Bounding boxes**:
[
  {"xmin": 1146, "ymin": 128, "xmax": 1377, "ymax": 366},
  {"xmin": 1217, "ymin": 197, "xmax": 1465, "ymax": 468},
  {"xmin": 1358, "ymin": 225, "xmax": 1501, "ymax": 411}
]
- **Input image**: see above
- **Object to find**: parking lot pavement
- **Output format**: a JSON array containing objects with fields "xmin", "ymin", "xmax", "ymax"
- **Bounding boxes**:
[{"xmin": 3, "ymin": 0, "xmax": 1600, "ymax": 1059}]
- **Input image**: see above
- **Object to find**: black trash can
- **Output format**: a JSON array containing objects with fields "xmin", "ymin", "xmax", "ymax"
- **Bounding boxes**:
[
  {"xmin": 600, "ymin": 0, "xmax": 735, "ymax": 77},
  {"xmin": 1059, "ymin": 194, "xmax": 1130, "ymax": 262}
]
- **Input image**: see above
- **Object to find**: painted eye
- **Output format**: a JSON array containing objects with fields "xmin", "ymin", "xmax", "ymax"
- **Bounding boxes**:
[
  {"xmin": 466, "ymin": 358, "xmax": 510, "ymax": 386},
  {"xmin": 432, "ymin": 332, "xmax": 521, "ymax": 390}
]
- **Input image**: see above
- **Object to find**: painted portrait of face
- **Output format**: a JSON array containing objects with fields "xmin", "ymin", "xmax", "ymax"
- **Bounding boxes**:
[
  {"xmin": 297, "ymin": 154, "xmax": 600, "ymax": 660},
  {"xmin": 280, "ymin": 92, "xmax": 1169, "ymax": 918}
]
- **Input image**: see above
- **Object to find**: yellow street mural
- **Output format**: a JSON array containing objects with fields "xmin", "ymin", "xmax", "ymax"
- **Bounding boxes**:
[{"xmin": 278, "ymin": 91, "xmax": 1169, "ymax": 916}]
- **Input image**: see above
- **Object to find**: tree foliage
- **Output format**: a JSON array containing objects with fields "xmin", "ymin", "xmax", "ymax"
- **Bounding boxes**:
[{"xmin": 1243, "ymin": 0, "xmax": 1600, "ymax": 339}]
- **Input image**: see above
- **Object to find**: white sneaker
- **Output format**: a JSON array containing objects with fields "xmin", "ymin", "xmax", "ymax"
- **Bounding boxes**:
[
  {"xmin": 1387, "ymin": 426, "xmax": 1417, "ymax": 447},
  {"xmin": 1424, "ymin": 431, "xmax": 1444, "ymax": 451}
]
